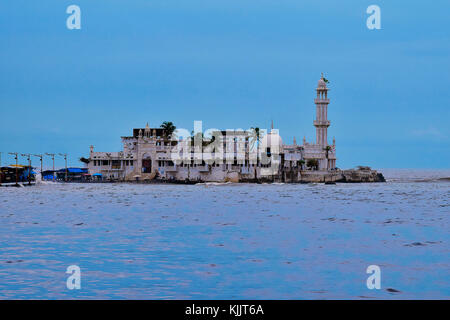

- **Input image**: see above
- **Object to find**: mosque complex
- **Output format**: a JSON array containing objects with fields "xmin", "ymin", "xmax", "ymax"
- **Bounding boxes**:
[{"xmin": 86, "ymin": 75, "xmax": 383, "ymax": 183}]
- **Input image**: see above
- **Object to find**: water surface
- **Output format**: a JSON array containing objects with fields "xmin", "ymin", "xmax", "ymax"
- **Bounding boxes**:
[{"xmin": 0, "ymin": 169, "xmax": 449, "ymax": 299}]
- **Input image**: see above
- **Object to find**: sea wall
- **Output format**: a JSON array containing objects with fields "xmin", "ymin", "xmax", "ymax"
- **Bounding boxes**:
[
  {"xmin": 298, "ymin": 169, "xmax": 385, "ymax": 183},
  {"xmin": 93, "ymin": 168, "xmax": 386, "ymax": 184}
]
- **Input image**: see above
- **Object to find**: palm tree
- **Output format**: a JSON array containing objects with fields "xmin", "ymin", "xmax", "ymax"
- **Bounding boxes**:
[
  {"xmin": 250, "ymin": 127, "xmax": 262, "ymax": 180},
  {"xmin": 249, "ymin": 127, "xmax": 262, "ymax": 157},
  {"xmin": 297, "ymin": 159, "xmax": 306, "ymax": 182},
  {"xmin": 189, "ymin": 131, "xmax": 211, "ymax": 147},
  {"xmin": 298, "ymin": 159, "xmax": 305, "ymax": 170},
  {"xmin": 324, "ymin": 146, "xmax": 331, "ymax": 170},
  {"xmin": 306, "ymin": 159, "xmax": 319, "ymax": 170},
  {"xmin": 187, "ymin": 131, "xmax": 211, "ymax": 170},
  {"xmin": 160, "ymin": 121, "xmax": 176, "ymax": 139}
]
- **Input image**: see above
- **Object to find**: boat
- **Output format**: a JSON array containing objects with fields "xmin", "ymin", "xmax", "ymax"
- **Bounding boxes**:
[{"xmin": 0, "ymin": 165, "xmax": 36, "ymax": 186}]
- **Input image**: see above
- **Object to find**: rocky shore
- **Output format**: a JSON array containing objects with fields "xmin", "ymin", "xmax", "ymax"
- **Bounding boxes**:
[{"xmin": 298, "ymin": 169, "xmax": 385, "ymax": 183}]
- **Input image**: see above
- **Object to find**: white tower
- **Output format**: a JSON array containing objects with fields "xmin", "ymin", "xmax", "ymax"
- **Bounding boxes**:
[{"xmin": 314, "ymin": 73, "xmax": 330, "ymax": 146}]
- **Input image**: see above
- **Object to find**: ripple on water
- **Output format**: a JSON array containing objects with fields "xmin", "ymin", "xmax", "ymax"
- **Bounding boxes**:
[{"xmin": 0, "ymin": 170, "xmax": 449, "ymax": 299}]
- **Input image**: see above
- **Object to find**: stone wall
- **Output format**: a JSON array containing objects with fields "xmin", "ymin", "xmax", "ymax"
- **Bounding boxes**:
[{"xmin": 298, "ymin": 169, "xmax": 385, "ymax": 183}]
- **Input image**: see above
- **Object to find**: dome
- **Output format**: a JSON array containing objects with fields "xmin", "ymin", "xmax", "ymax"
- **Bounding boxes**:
[
  {"xmin": 318, "ymin": 78, "xmax": 326, "ymax": 88},
  {"xmin": 261, "ymin": 131, "xmax": 283, "ymax": 153},
  {"xmin": 317, "ymin": 73, "xmax": 327, "ymax": 89}
]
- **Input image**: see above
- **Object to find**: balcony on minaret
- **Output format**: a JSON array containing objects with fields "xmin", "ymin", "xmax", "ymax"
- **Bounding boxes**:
[
  {"xmin": 314, "ymin": 98, "xmax": 330, "ymax": 104},
  {"xmin": 313, "ymin": 120, "xmax": 330, "ymax": 127}
]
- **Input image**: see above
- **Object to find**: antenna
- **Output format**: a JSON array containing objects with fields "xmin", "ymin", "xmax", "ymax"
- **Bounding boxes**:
[{"xmin": 8, "ymin": 152, "xmax": 19, "ymax": 185}]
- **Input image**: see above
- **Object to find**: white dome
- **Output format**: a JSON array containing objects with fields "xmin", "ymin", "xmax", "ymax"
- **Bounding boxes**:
[
  {"xmin": 317, "ymin": 73, "xmax": 328, "ymax": 89},
  {"xmin": 318, "ymin": 78, "xmax": 327, "ymax": 88},
  {"xmin": 261, "ymin": 131, "xmax": 283, "ymax": 153}
]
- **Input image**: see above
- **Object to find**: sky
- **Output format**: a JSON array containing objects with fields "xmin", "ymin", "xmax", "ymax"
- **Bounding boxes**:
[{"xmin": 0, "ymin": 0, "xmax": 449, "ymax": 169}]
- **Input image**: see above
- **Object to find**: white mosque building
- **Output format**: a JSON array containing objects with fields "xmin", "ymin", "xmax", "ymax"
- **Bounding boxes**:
[{"xmin": 87, "ymin": 75, "xmax": 337, "ymax": 182}]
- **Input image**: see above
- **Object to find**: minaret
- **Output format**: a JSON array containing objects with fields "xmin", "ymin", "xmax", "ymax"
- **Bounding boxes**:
[{"xmin": 314, "ymin": 73, "xmax": 330, "ymax": 146}]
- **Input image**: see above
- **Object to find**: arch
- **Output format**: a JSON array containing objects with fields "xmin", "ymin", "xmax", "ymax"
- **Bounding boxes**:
[{"xmin": 141, "ymin": 154, "xmax": 152, "ymax": 173}]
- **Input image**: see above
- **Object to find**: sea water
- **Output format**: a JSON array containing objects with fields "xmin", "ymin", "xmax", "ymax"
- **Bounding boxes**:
[{"xmin": 0, "ymin": 169, "xmax": 448, "ymax": 299}]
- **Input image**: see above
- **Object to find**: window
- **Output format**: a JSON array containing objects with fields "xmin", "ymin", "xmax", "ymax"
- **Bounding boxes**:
[{"xmin": 111, "ymin": 160, "xmax": 121, "ymax": 169}]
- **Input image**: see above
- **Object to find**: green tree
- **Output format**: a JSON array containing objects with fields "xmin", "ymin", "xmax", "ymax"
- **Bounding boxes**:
[
  {"xmin": 249, "ymin": 127, "xmax": 262, "ymax": 158},
  {"xmin": 79, "ymin": 157, "xmax": 90, "ymax": 164},
  {"xmin": 250, "ymin": 127, "xmax": 263, "ymax": 179},
  {"xmin": 298, "ymin": 159, "xmax": 306, "ymax": 170},
  {"xmin": 189, "ymin": 131, "xmax": 213, "ymax": 147},
  {"xmin": 306, "ymin": 159, "xmax": 319, "ymax": 170},
  {"xmin": 324, "ymin": 146, "xmax": 332, "ymax": 170},
  {"xmin": 160, "ymin": 121, "xmax": 176, "ymax": 139}
]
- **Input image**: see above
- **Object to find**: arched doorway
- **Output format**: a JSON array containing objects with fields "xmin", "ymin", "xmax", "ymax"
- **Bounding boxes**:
[{"xmin": 142, "ymin": 157, "xmax": 152, "ymax": 173}]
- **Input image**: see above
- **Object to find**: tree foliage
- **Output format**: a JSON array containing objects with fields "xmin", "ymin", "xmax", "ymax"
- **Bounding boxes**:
[
  {"xmin": 160, "ymin": 121, "xmax": 176, "ymax": 138},
  {"xmin": 79, "ymin": 157, "xmax": 90, "ymax": 164},
  {"xmin": 306, "ymin": 159, "xmax": 319, "ymax": 170}
]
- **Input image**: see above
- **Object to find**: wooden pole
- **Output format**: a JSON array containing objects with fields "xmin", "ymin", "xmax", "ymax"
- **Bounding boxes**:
[
  {"xmin": 15, "ymin": 155, "xmax": 18, "ymax": 185},
  {"xmin": 59, "ymin": 153, "xmax": 68, "ymax": 182},
  {"xmin": 21, "ymin": 154, "xmax": 32, "ymax": 185},
  {"xmin": 8, "ymin": 153, "xmax": 19, "ymax": 186}
]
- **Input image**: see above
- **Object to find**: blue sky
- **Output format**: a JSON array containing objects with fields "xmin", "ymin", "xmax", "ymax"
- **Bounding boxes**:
[{"xmin": 0, "ymin": 0, "xmax": 449, "ymax": 169}]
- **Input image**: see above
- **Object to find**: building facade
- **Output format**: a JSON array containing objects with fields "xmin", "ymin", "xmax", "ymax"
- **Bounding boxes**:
[{"xmin": 87, "ymin": 75, "xmax": 337, "ymax": 182}]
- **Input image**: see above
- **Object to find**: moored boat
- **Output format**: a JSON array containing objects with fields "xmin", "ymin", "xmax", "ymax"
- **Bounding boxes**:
[{"xmin": 0, "ymin": 165, "xmax": 36, "ymax": 186}]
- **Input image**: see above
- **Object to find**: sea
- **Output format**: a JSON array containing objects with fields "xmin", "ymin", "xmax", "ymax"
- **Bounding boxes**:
[{"xmin": 0, "ymin": 169, "xmax": 449, "ymax": 299}]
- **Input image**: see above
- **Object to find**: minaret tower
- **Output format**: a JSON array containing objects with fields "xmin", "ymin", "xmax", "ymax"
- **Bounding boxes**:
[{"xmin": 314, "ymin": 73, "xmax": 330, "ymax": 146}]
